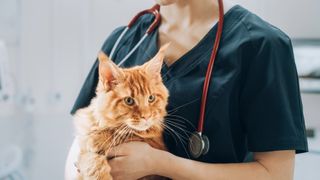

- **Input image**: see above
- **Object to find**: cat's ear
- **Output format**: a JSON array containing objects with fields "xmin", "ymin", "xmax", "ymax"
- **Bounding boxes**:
[
  {"xmin": 98, "ymin": 51, "xmax": 123, "ymax": 89},
  {"xmin": 144, "ymin": 43, "xmax": 170, "ymax": 79}
]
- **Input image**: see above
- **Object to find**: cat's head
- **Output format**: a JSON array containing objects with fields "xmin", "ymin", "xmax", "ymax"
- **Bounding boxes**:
[{"xmin": 93, "ymin": 44, "xmax": 169, "ymax": 138}]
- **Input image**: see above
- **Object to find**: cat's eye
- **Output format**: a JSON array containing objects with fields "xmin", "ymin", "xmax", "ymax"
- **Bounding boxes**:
[
  {"xmin": 124, "ymin": 97, "xmax": 135, "ymax": 106},
  {"xmin": 148, "ymin": 95, "xmax": 156, "ymax": 103}
]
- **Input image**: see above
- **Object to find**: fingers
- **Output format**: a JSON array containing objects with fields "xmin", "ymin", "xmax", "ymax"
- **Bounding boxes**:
[
  {"xmin": 108, "ymin": 156, "xmax": 125, "ymax": 177},
  {"xmin": 107, "ymin": 143, "xmax": 129, "ymax": 159},
  {"xmin": 106, "ymin": 141, "xmax": 146, "ymax": 159}
]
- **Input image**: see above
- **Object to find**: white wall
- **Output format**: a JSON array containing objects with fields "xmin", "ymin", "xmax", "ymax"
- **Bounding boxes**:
[
  {"xmin": 20, "ymin": 0, "xmax": 155, "ymax": 179},
  {"xmin": 232, "ymin": 0, "xmax": 320, "ymax": 38}
]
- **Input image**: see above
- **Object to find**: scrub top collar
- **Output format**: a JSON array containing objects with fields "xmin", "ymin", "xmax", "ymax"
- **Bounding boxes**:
[{"xmin": 141, "ymin": 5, "xmax": 243, "ymax": 83}]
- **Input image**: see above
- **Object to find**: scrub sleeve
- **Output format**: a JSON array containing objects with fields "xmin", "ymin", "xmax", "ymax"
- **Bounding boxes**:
[{"xmin": 240, "ymin": 32, "xmax": 307, "ymax": 153}]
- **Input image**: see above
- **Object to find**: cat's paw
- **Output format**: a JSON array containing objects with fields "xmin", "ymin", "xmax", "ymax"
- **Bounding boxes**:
[{"xmin": 78, "ymin": 152, "xmax": 112, "ymax": 180}]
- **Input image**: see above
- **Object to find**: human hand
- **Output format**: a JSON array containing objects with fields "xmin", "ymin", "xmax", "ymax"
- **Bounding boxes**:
[{"xmin": 107, "ymin": 141, "xmax": 160, "ymax": 180}]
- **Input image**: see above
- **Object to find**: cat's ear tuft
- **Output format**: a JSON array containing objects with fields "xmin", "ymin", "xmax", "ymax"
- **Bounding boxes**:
[
  {"xmin": 98, "ymin": 51, "xmax": 123, "ymax": 89},
  {"xmin": 144, "ymin": 43, "xmax": 171, "ymax": 78}
]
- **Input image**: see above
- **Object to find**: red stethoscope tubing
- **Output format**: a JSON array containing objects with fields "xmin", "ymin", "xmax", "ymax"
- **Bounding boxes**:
[
  {"xmin": 127, "ymin": 4, "xmax": 161, "ymax": 34},
  {"xmin": 122, "ymin": 0, "xmax": 224, "ymax": 135},
  {"xmin": 198, "ymin": 0, "xmax": 224, "ymax": 133},
  {"xmin": 113, "ymin": 4, "xmax": 161, "ymax": 66}
]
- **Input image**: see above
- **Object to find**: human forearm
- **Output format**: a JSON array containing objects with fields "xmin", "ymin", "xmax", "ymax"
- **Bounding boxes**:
[
  {"xmin": 160, "ymin": 157, "xmax": 270, "ymax": 180},
  {"xmin": 152, "ymin": 149, "xmax": 294, "ymax": 180}
]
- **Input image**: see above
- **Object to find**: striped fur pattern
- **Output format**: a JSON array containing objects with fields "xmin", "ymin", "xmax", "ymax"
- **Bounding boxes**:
[{"xmin": 74, "ymin": 45, "xmax": 170, "ymax": 180}]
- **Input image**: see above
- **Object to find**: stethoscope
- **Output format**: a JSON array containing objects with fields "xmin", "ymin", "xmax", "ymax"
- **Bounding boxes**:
[{"xmin": 110, "ymin": 0, "xmax": 225, "ymax": 159}]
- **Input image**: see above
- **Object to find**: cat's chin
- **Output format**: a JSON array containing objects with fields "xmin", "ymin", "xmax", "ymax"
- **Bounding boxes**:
[
  {"xmin": 130, "ymin": 127, "xmax": 162, "ymax": 139},
  {"xmin": 127, "ymin": 123, "xmax": 152, "ymax": 132},
  {"xmin": 133, "ymin": 131, "xmax": 159, "ymax": 139}
]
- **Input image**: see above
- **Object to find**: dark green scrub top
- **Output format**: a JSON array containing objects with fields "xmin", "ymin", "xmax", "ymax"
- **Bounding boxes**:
[{"xmin": 71, "ymin": 5, "xmax": 308, "ymax": 163}]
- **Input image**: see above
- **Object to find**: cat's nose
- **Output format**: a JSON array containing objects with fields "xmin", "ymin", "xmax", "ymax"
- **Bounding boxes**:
[
  {"xmin": 141, "ymin": 116, "xmax": 150, "ymax": 121},
  {"xmin": 141, "ymin": 117, "xmax": 147, "ymax": 120}
]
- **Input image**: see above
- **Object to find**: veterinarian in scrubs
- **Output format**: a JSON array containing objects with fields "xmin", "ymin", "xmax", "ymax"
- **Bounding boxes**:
[{"xmin": 65, "ymin": 0, "xmax": 308, "ymax": 179}]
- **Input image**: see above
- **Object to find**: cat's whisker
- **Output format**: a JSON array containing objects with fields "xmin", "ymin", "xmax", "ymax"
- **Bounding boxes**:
[
  {"xmin": 118, "ymin": 127, "xmax": 134, "ymax": 154},
  {"xmin": 160, "ymin": 123, "xmax": 179, "ymax": 146},
  {"xmin": 113, "ymin": 130, "xmax": 123, "ymax": 146},
  {"xmin": 161, "ymin": 123, "xmax": 191, "ymax": 159},
  {"xmin": 161, "ymin": 123, "xmax": 191, "ymax": 148},
  {"xmin": 167, "ymin": 114, "xmax": 193, "ymax": 123},
  {"xmin": 165, "ymin": 115, "xmax": 197, "ymax": 130},
  {"xmin": 165, "ymin": 119, "xmax": 187, "ymax": 128},
  {"xmin": 115, "ymin": 126, "xmax": 129, "ymax": 145},
  {"xmin": 129, "ymin": 129, "xmax": 134, "ymax": 142},
  {"xmin": 106, "ymin": 125, "xmax": 128, "ymax": 154},
  {"xmin": 161, "ymin": 123, "xmax": 189, "ymax": 144},
  {"xmin": 120, "ymin": 126, "xmax": 133, "ymax": 144},
  {"xmin": 163, "ymin": 124, "xmax": 189, "ymax": 142},
  {"xmin": 105, "ymin": 135, "xmax": 119, "ymax": 155},
  {"xmin": 109, "ymin": 126, "xmax": 129, "ymax": 157},
  {"xmin": 165, "ymin": 118, "xmax": 196, "ymax": 133},
  {"xmin": 165, "ymin": 121, "xmax": 193, "ymax": 149},
  {"xmin": 165, "ymin": 117, "xmax": 185, "ymax": 124},
  {"xmin": 167, "ymin": 98, "xmax": 200, "ymax": 114},
  {"xmin": 103, "ymin": 129, "xmax": 121, "ymax": 153},
  {"xmin": 107, "ymin": 125, "xmax": 126, "ymax": 142},
  {"xmin": 167, "ymin": 131, "xmax": 191, "ymax": 160},
  {"xmin": 165, "ymin": 121, "xmax": 189, "ymax": 134},
  {"xmin": 119, "ymin": 127, "xmax": 131, "ymax": 144},
  {"xmin": 165, "ymin": 118, "xmax": 187, "ymax": 126},
  {"xmin": 160, "ymin": 121, "xmax": 192, "ymax": 159},
  {"xmin": 165, "ymin": 121, "xmax": 193, "ymax": 135},
  {"xmin": 102, "ymin": 134, "xmax": 117, "ymax": 151},
  {"xmin": 165, "ymin": 119, "xmax": 194, "ymax": 132}
]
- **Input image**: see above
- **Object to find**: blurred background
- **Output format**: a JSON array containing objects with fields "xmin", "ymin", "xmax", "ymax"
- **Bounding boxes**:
[{"xmin": 0, "ymin": 0, "xmax": 319, "ymax": 179}]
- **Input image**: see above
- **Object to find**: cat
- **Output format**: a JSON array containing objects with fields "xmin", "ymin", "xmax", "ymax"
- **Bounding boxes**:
[{"xmin": 73, "ymin": 44, "xmax": 170, "ymax": 180}]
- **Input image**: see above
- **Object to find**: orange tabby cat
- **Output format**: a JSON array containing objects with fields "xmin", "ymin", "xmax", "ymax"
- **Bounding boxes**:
[{"xmin": 73, "ymin": 45, "xmax": 170, "ymax": 180}]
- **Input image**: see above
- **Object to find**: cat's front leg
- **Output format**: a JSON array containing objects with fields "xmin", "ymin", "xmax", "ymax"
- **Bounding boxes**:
[{"xmin": 77, "ymin": 151, "xmax": 112, "ymax": 180}]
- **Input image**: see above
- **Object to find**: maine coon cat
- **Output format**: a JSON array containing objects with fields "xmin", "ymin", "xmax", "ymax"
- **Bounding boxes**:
[{"xmin": 73, "ymin": 44, "xmax": 170, "ymax": 180}]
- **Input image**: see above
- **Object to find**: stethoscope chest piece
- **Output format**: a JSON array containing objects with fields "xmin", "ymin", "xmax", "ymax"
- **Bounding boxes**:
[{"xmin": 188, "ymin": 132, "xmax": 210, "ymax": 158}]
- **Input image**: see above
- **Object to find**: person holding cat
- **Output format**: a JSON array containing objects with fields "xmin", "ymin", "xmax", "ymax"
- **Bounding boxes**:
[{"xmin": 65, "ymin": 0, "xmax": 308, "ymax": 180}]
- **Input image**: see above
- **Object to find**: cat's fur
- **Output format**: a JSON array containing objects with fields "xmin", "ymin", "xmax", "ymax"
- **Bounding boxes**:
[{"xmin": 73, "ymin": 45, "xmax": 170, "ymax": 180}]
